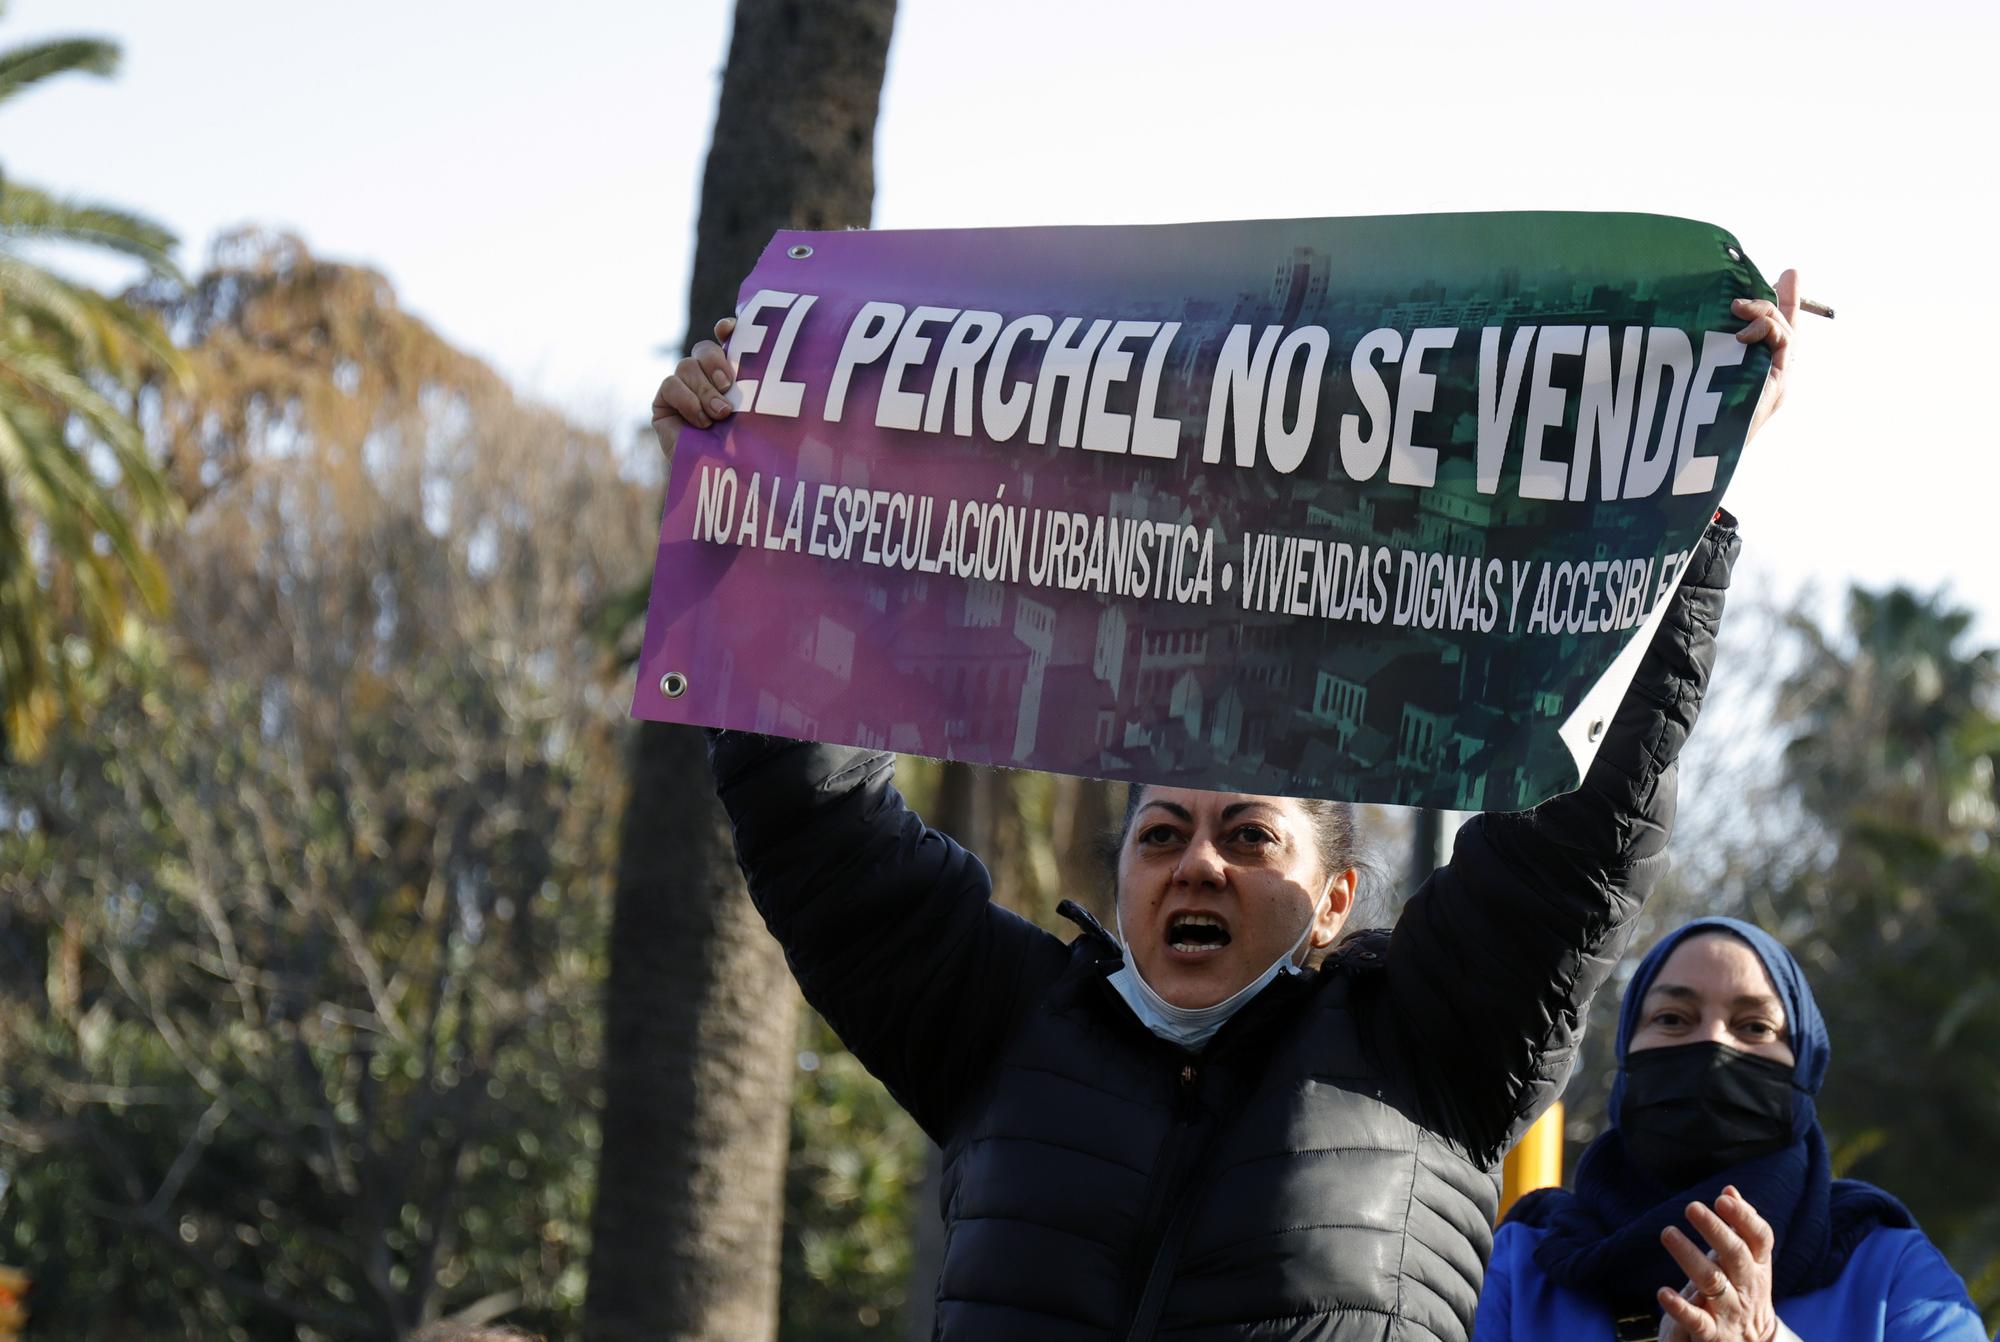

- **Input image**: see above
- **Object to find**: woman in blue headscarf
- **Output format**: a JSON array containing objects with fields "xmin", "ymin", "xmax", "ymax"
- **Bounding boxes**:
[{"xmin": 1472, "ymin": 917, "xmax": 1986, "ymax": 1342}]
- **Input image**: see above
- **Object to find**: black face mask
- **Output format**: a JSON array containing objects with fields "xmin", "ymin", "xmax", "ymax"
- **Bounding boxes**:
[{"xmin": 1618, "ymin": 1041, "xmax": 1797, "ymax": 1191}]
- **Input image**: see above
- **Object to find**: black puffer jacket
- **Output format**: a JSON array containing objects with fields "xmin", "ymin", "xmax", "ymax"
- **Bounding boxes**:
[{"xmin": 710, "ymin": 516, "xmax": 1738, "ymax": 1341}]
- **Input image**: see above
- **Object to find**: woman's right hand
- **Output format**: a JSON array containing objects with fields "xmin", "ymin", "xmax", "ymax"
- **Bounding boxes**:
[
  {"xmin": 651, "ymin": 315, "xmax": 739, "ymax": 465},
  {"xmin": 1657, "ymin": 1186, "xmax": 1780, "ymax": 1342}
]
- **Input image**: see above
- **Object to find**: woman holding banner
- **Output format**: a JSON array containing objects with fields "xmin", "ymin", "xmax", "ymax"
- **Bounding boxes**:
[
  {"xmin": 1473, "ymin": 918, "xmax": 1985, "ymax": 1342},
  {"xmin": 652, "ymin": 282, "xmax": 1788, "ymax": 1342}
]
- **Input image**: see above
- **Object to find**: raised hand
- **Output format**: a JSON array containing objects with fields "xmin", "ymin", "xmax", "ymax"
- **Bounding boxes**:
[
  {"xmin": 1736, "ymin": 268, "xmax": 1800, "ymax": 445},
  {"xmin": 651, "ymin": 315, "xmax": 739, "ymax": 464}
]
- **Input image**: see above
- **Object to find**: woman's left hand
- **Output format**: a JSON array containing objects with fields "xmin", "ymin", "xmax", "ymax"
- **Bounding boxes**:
[
  {"xmin": 1737, "ymin": 268, "xmax": 1800, "ymax": 445},
  {"xmin": 1657, "ymin": 1185, "xmax": 1781, "ymax": 1342}
]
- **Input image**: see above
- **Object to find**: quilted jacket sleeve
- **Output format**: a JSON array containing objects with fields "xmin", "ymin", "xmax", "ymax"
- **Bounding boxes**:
[
  {"xmin": 707, "ymin": 734, "xmax": 1072, "ymax": 1142},
  {"xmin": 1380, "ymin": 512, "xmax": 1741, "ymax": 1165}
]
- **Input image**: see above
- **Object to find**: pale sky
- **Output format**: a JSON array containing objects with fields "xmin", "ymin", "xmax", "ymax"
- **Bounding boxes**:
[{"xmin": 9, "ymin": 0, "xmax": 1997, "ymax": 638}]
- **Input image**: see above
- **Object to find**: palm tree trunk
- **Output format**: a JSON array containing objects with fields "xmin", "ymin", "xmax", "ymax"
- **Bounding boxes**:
[
  {"xmin": 587, "ymin": 724, "xmax": 801, "ymax": 1342},
  {"xmin": 1052, "ymin": 774, "xmax": 1118, "ymax": 925},
  {"xmin": 585, "ymin": 3, "xmax": 897, "ymax": 1339},
  {"xmin": 683, "ymin": 0, "xmax": 900, "ymax": 338}
]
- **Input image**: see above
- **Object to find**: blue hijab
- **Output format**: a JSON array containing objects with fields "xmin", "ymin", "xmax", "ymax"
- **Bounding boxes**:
[{"xmin": 1508, "ymin": 917, "xmax": 1914, "ymax": 1314}]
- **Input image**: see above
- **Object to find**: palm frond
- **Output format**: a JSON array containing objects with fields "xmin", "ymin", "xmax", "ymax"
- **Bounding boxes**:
[
  {"xmin": 0, "ymin": 21, "xmax": 179, "ymax": 759},
  {"xmin": 0, "ymin": 378, "xmax": 167, "ymax": 619},
  {"xmin": 0, "ymin": 339, "xmax": 146, "ymax": 459},
  {"xmin": 0, "ymin": 180, "xmax": 179, "ymax": 278},
  {"xmin": 0, "ymin": 412, "xmax": 62, "ymax": 760},
  {"xmin": 0, "ymin": 36, "xmax": 118, "ymax": 111},
  {"xmin": 0, "ymin": 256, "xmax": 191, "ymax": 388},
  {"xmin": 0, "ymin": 255, "xmax": 111, "ymax": 354},
  {"xmin": 0, "ymin": 339, "xmax": 176, "ymax": 528}
]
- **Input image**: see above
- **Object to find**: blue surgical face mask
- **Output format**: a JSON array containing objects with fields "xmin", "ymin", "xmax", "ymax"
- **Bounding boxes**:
[{"xmin": 1106, "ymin": 886, "xmax": 1329, "ymax": 1051}]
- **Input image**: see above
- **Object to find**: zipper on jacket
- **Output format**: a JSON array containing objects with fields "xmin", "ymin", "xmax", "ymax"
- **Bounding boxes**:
[
  {"xmin": 1130, "ymin": 1064, "xmax": 1198, "ymax": 1257},
  {"xmin": 1117, "ymin": 1060, "xmax": 1210, "ymax": 1339}
]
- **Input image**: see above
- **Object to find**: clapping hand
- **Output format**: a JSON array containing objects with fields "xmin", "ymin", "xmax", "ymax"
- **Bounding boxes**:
[{"xmin": 1657, "ymin": 1185, "xmax": 1781, "ymax": 1342}]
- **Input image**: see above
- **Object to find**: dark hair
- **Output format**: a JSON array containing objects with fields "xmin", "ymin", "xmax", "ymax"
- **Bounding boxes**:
[{"xmin": 1112, "ymin": 784, "xmax": 1388, "ymax": 948}]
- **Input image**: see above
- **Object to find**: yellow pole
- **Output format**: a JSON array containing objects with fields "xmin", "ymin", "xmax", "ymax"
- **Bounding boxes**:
[
  {"xmin": 0, "ymin": 1264, "xmax": 28, "ymax": 1342},
  {"xmin": 1498, "ymin": 1101, "xmax": 1564, "ymax": 1221}
]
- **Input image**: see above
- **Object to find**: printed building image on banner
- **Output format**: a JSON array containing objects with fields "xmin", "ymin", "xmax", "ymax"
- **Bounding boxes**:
[{"xmin": 635, "ymin": 211, "xmax": 1770, "ymax": 811}]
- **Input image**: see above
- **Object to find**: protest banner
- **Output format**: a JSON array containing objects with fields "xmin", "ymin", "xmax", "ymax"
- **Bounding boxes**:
[{"xmin": 634, "ymin": 212, "xmax": 1770, "ymax": 810}]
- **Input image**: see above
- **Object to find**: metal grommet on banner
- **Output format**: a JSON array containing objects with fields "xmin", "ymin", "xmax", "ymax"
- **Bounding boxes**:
[
  {"xmin": 660, "ymin": 672, "xmax": 688, "ymax": 699},
  {"xmin": 787, "ymin": 244, "xmax": 814, "ymax": 259},
  {"xmin": 1588, "ymin": 718, "xmax": 1606, "ymax": 743},
  {"xmin": 1724, "ymin": 245, "xmax": 1742, "ymax": 262}
]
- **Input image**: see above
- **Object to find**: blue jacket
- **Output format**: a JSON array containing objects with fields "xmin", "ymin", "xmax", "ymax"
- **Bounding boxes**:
[{"xmin": 1473, "ymin": 1220, "xmax": 1987, "ymax": 1341}]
